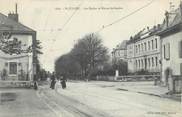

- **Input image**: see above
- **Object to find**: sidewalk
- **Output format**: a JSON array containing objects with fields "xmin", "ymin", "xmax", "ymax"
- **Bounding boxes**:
[{"xmin": 114, "ymin": 81, "xmax": 181, "ymax": 102}]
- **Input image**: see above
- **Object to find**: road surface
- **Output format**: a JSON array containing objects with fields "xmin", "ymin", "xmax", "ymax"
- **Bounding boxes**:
[
  {"xmin": 0, "ymin": 81, "xmax": 181, "ymax": 117},
  {"xmin": 0, "ymin": 87, "xmax": 109, "ymax": 117}
]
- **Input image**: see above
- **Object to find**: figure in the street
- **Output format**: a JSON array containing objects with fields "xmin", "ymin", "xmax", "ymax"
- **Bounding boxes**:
[
  {"xmin": 50, "ymin": 72, "xmax": 56, "ymax": 89},
  {"xmin": 60, "ymin": 75, "xmax": 67, "ymax": 89},
  {"xmin": 34, "ymin": 81, "xmax": 38, "ymax": 90}
]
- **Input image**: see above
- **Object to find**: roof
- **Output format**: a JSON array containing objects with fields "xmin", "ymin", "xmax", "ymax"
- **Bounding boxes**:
[
  {"xmin": 112, "ymin": 40, "xmax": 128, "ymax": 53},
  {"xmin": 127, "ymin": 25, "xmax": 162, "ymax": 44},
  {"xmin": 158, "ymin": 3, "xmax": 182, "ymax": 36},
  {"xmin": 118, "ymin": 40, "xmax": 128, "ymax": 49},
  {"xmin": 0, "ymin": 13, "xmax": 35, "ymax": 32}
]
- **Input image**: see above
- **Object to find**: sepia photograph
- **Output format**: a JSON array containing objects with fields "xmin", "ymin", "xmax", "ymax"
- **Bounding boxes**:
[{"xmin": 0, "ymin": 0, "xmax": 182, "ymax": 117}]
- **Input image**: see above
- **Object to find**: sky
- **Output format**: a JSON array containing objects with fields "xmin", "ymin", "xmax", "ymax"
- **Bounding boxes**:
[{"xmin": 0, "ymin": 0, "xmax": 181, "ymax": 72}]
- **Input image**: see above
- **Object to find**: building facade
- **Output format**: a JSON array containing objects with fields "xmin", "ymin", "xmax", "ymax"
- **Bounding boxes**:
[
  {"xmin": 126, "ymin": 38, "xmax": 135, "ymax": 73},
  {"xmin": 158, "ymin": 3, "xmax": 182, "ymax": 90},
  {"xmin": 127, "ymin": 26, "xmax": 161, "ymax": 74},
  {"xmin": 111, "ymin": 40, "xmax": 128, "ymax": 64},
  {"xmin": 0, "ymin": 8, "xmax": 36, "ymax": 81}
]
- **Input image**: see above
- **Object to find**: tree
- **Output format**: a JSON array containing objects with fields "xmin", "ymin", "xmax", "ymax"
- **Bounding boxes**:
[
  {"xmin": 112, "ymin": 59, "xmax": 128, "ymax": 75},
  {"xmin": 34, "ymin": 39, "xmax": 43, "ymax": 80},
  {"xmin": 0, "ymin": 31, "xmax": 42, "ymax": 55},
  {"xmin": 71, "ymin": 33, "xmax": 109, "ymax": 79},
  {"xmin": 0, "ymin": 32, "xmax": 31, "ymax": 54},
  {"xmin": 55, "ymin": 33, "xmax": 109, "ymax": 80},
  {"xmin": 55, "ymin": 53, "xmax": 81, "ymax": 80}
]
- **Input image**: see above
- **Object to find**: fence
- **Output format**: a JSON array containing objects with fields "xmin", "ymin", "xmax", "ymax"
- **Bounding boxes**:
[
  {"xmin": 116, "ymin": 75, "xmax": 160, "ymax": 81},
  {"xmin": 0, "ymin": 80, "xmax": 33, "ymax": 88},
  {"xmin": 171, "ymin": 75, "xmax": 182, "ymax": 93},
  {"xmin": 95, "ymin": 75, "xmax": 160, "ymax": 82}
]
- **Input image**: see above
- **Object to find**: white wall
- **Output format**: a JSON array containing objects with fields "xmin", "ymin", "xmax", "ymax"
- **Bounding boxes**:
[
  {"xmin": 134, "ymin": 35, "xmax": 161, "ymax": 72},
  {"xmin": 0, "ymin": 34, "xmax": 33, "ymax": 81},
  {"xmin": 127, "ymin": 43, "xmax": 135, "ymax": 73},
  {"xmin": 127, "ymin": 35, "xmax": 161, "ymax": 73},
  {"xmin": 162, "ymin": 31, "xmax": 182, "ymax": 83}
]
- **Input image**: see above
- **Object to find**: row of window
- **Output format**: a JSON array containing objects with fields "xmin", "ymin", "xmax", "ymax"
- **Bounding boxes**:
[
  {"xmin": 135, "ymin": 38, "xmax": 158, "ymax": 53},
  {"xmin": 113, "ymin": 50, "xmax": 126, "ymax": 57},
  {"xmin": 135, "ymin": 57, "xmax": 159, "ymax": 70}
]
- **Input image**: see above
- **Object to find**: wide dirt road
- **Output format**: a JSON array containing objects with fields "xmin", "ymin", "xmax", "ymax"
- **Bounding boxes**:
[
  {"xmin": 0, "ymin": 81, "xmax": 182, "ymax": 117},
  {"xmin": 0, "ymin": 87, "xmax": 109, "ymax": 117},
  {"xmin": 0, "ymin": 88, "xmax": 54, "ymax": 117}
]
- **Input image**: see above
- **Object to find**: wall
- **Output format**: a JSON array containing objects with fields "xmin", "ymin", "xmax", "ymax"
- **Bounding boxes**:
[
  {"xmin": 0, "ymin": 34, "xmax": 33, "ymax": 81},
  {"xmin": 127, "ymin": 43, "xmax": 135, "ymax": 73},
  {"xmin": 127, "ymin": 35, "xmax": 161, "ymax": 73},
  {"xmin": 162, "ymin": 31, "xmax": 182, "ymax": 83},
  {"xmin": 134, "ymin": 35, "xmax": 161, "ymax": 73}
]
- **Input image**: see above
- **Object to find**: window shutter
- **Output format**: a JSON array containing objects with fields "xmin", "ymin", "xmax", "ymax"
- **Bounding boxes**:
[
  {"xmin": 166, "ymin": 43, "xmax": 170, "ymax": 60},
  {"xmin": 179, "ymin": 41, "xmax": 182, "ymax": 58},
  {"xmin": 5, "ymin": 62, "xmax": 8, "ymax": 67},
  {"xmin": 180, "ymin": 63, "xmax": 182, "ymax": 75},
  {"xmin": 163, "ymin": 45, "xmax": 166, "ymax": 59}
]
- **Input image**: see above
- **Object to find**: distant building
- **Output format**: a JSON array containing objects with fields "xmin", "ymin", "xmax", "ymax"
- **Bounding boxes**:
[
  {"xmin": 158, "ymin": 2, "xmax": 182, "ymax": 89},
  {"xmin": 126, "ymin": 37, "xmax": 135, "ymax": 73},
  {"xmin": 0, "ymin": 4, "xmax": 36, "ymax": 81},
  {"xmin": 111, "ymin": 40, "xmax": 128, "ymax": 65},
  {"xmin": 127, "ymin": 26, "xmax": 161, "ymax": 74}
]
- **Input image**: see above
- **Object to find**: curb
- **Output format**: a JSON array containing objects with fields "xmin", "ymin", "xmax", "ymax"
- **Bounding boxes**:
[
  {"xmin": 117, "ymin": 88, "xmax": 181, "ymax": 102},
  {"xmin": 116, "ymin": 88, "xmax": 161, "ymax": 97}
]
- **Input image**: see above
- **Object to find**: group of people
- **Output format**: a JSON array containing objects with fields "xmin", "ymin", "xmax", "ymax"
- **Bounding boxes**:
[{"xmin": 50, "ymin": 72, "xmax": 67, "ymax": 89}]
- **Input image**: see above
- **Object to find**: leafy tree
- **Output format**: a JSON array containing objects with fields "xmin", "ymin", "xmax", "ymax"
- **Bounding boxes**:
[
  {"xmin": 55, "ymin": 53, "xmax": 81, "ymax": 80},
  {"xmin": 71, "ymin": 33, "xmax": 109, "ymax": 79},
  {"xmin": 0, "ymin": 32, "xmax": 42, "ymax": 55},
  {"xmin": 112, "ymin": 59, "xmax": 128, "ymax": 75},
  {"xmin": 55, "ymin": 33, "xmax": 109, "ymax": 80}
]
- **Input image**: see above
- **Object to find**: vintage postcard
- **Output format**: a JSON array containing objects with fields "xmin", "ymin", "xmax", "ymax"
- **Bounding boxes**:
[{"xmin": 0, "ymin": 0, "xmax": 182, "ymax": 117}]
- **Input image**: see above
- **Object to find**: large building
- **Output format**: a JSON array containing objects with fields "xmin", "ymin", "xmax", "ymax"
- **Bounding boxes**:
[
  {"xmin": 111, "ymin": 40, "xmax": 128, "ymax": 64},
  {"xmin": 127, "ymin": 26, "xmax": 161, "ymax": 74},
  {"xmin": 158, "ymin": 2, "xmax": 182, "ymax": 91},
  {"xmin": 0, "ymin": 5, "xmax": 36, "ymax": 81},
  {"xmin": 126, "ymin": 37, "xmax": 135, "ymax": 73}
]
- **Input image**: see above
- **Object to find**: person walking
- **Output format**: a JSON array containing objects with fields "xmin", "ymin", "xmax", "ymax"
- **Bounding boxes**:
[
  {"xmin": 60, "ymin": 75, "xmax": 67, "ymax": 89},
  {"xmin": 50, "ymin": 72, "xmax": 56, "ymax": 89}
]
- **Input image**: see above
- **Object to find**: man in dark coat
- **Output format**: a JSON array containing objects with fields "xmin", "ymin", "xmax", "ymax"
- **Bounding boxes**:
[
  {"xmin": 61, "ymin": 76, "xmax": 67, "ymax": 89},
  {"xmin": 50, "ymin": 72, "xmax": 56, "ymax": 89}
]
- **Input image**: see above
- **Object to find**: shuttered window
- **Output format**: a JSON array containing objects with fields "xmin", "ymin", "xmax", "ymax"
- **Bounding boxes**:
[
  {"xmin": 166, "ymin": 43, "xmax": 170, "ymax": 60},
  {"xmin": 163, "ymin": 45, "xmax": 166, "ymax": 59},
  {"xmin": 5, "ymin": 62, "xmax": 8, "ymax": 67},
  {"xmin": 148, "ymin": 41, "xmax": 150, "ymax": 50},
  {"xmin": 179, "ymin": 41, "xmax": 182, "ymax": 58},
  {"xmin": 152, "ymin": 57, "xmax": 154, "ymax": 67},
  {"xmin": 163, "ymin": 43, "xmax": 170, "ymax": 60},
  {"xmin": 152, "ymin": 40, "xmax": 154, "ymax": 50},
  {"xmin": 180, "ymin": 63, "xmax": 182, "ymax": 75},
  {"xmin": 9, "ymin": 62, "xmax": 17, "ymax": 75},
  {"xmin": 155, "ymin": 57, "xmax": 158, "ymax": 67},
  {"xmin": 148, "ymin": 58, "xmax": 150, "ymax": 68}
]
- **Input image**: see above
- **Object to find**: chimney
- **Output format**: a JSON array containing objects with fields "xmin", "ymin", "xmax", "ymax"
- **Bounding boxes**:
[
  {"xmin": 165, "ymin": 11, "xmax": 169, "ymax": 27},
  {"xmin": 15, "ymin": 3, "xmax": 17, "ymax": 14},
  {"xmin": 8, "ymin": 3, "xmax": 19, "ymax": 22},
  {"xmin": 180, "ymin": 1, "xmax": 182, "ymax": 15},
  {"xmin": 157, "ymin": 24, "xmax": 160, "ymax": 29}
]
